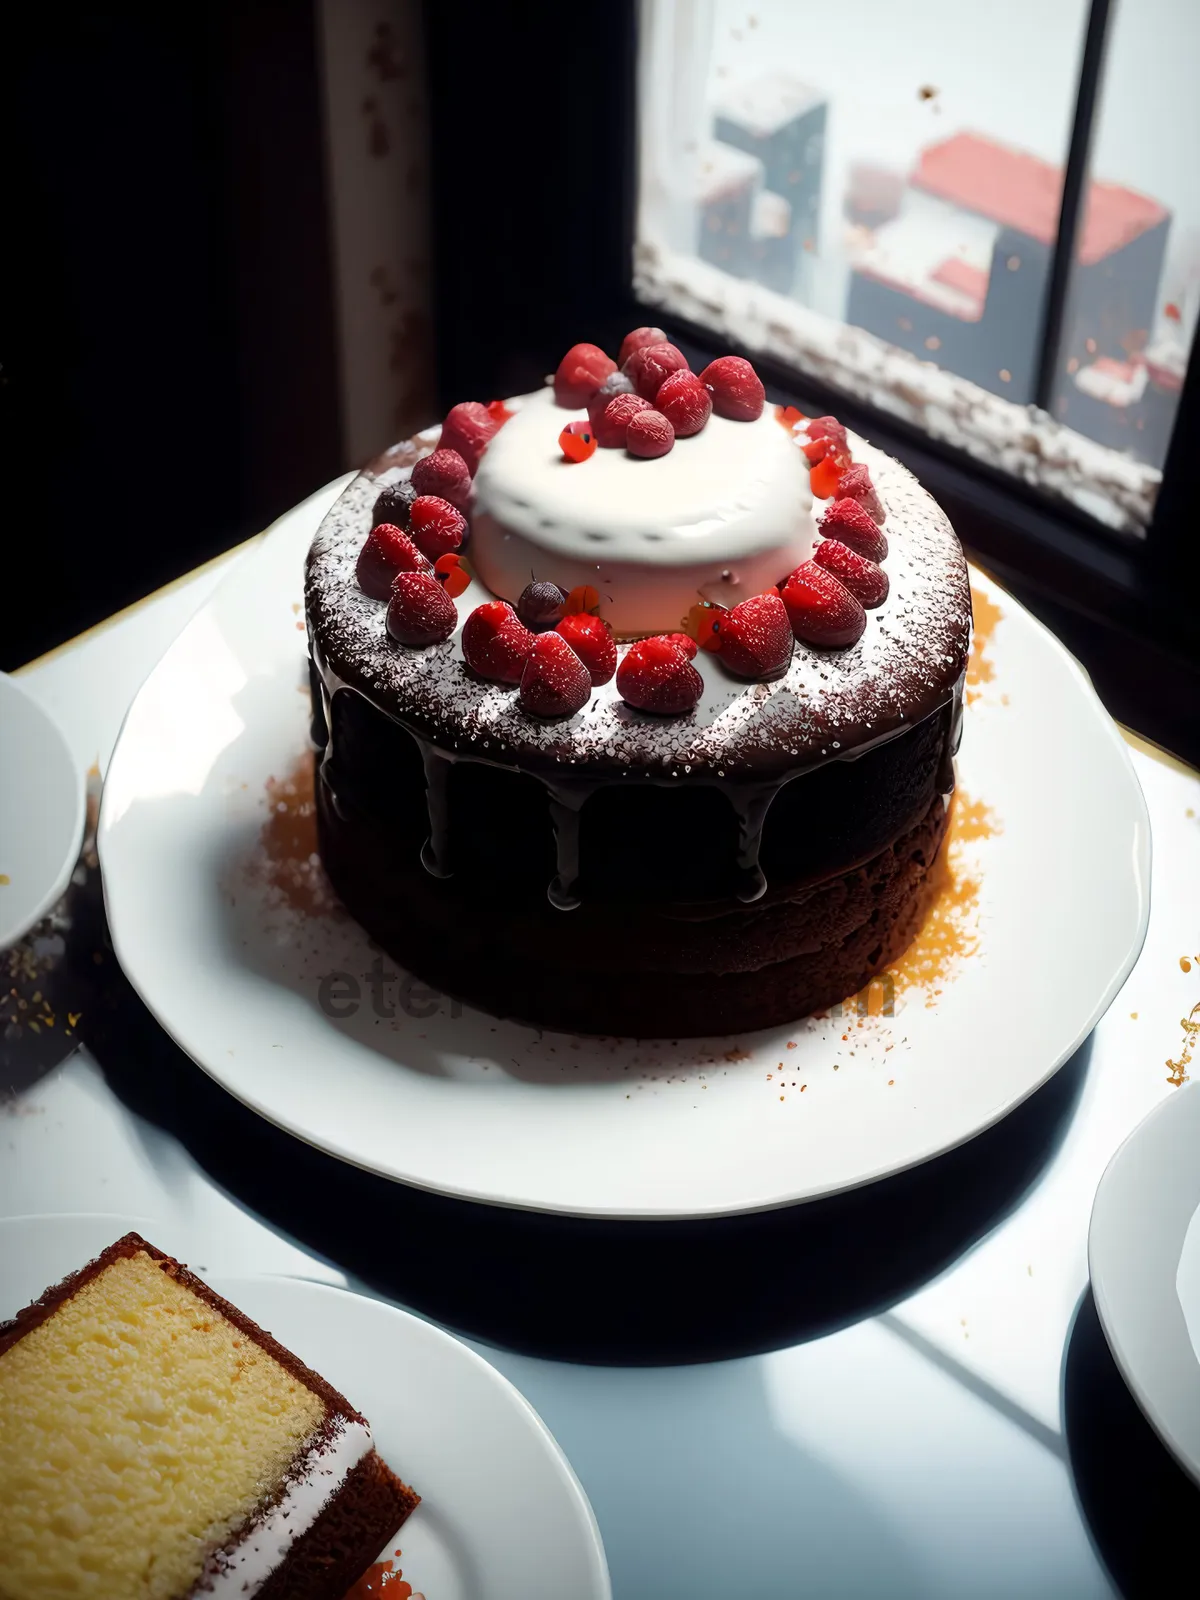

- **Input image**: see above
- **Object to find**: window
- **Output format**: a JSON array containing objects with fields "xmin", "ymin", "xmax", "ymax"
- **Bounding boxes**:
[{"xmin": 635, "ymin": 0, "xmax": 1196, "ymax": 537}]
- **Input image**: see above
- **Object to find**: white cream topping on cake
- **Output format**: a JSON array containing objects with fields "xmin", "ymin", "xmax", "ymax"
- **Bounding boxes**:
[
  {"xmin": 468, "ymin": 386, "xmax": 816, "ymax": 635},
  {"xmin": 203, "ymin": 1416, "xmax": 374, "ymax": 1598}
]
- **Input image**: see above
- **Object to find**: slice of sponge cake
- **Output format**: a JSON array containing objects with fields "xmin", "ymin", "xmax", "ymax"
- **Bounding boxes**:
[{"xmin": 0, "ymin": 1233, "xmax": 418, "ymax": 1599}]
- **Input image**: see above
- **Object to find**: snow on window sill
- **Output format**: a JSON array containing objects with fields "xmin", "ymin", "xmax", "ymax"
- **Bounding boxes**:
[{"xmin": 635, "ymin": 237, "xmax": 1159, "ymax": 536}]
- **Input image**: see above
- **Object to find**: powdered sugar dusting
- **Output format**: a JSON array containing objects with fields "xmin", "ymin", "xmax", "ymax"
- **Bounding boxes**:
[{"xmin": 306, "ymin": 405, "xmax": 970, "ymax": 781}]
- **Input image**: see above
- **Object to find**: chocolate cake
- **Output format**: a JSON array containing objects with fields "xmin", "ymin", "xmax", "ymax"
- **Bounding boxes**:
[
  {"xmin": 305, "ymin": 337, "xmax": 971, "ymax": 1036},
  {"xmin": 0, "ymin": 1233, "xmax": 417, "ymax": 1599}
]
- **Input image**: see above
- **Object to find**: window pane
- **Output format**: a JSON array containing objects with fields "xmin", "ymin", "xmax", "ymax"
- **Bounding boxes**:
[
  {"xmin": 635, "ymin": 0, "xmax": 1167, "ymax": 533},
  {"xmin": 1050, "ymin": 0, "xmax": 1198, "ymax": 478}
]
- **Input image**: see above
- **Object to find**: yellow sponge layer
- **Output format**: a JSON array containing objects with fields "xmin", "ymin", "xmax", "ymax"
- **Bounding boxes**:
[{"xmin": 0, "ymin": 1251, "xmax": 326, "ymax": 1600}]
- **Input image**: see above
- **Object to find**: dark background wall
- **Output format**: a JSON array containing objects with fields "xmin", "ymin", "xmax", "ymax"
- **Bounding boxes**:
[{"xmin": 1, "ymin": 3, "xmax": 342, "ymax": 668}]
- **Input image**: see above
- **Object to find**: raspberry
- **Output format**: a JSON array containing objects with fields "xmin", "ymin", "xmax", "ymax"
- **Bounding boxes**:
[
  {"xmin": 439, "ymin": 402, "xmax": 497, "ymax": 474},
  {"xmin": 808, "ymin": 415, "xmax": 848, "ymax": 450},
  {"xmin": 386, "ymin": 570, "xmax": 457, "ymax": 646},
  {"xmin": 519, "ymin": 632, "xmax": 592, "ymax": 718},
  {"xmin": 813, "ymin": 539, "xmax": 888, "ymax": 607},
  {"xmin": 623, "ymin": 342, "xmax": 690, "ymax": 401},
  {"xmin": 587, "ymin": 370, "xmax": 635, "ymax": 430},
  {"xmin": 616, "ymin": 635, "xmax": 704, "ymax": 714},
  {"xmin": 617, "ymin": 325, "xmax": 668, "ymax": 367},
  {"xmin": 372, "ymin": 478, "xmax": 417, "ymax": 530},
  {"xmin": 655, "ymin": 370, "xmax": 712, "ymax": 437},
  {"xmin": 553, "ymin": 342, "xmax": 617, "ymax": 408},
  {"xmin": 411, "ymin": 448, "xmax": 472, "ymax": 511},
  {"xmin": 558, "ymin": 420, "xmax": 597, "ymax": 463},
  {"xmin": 433, "ymin": 551, "xmax": 471, "ymax": 599},
  {"xmin": 594, "ymin": 392, "xmax": 653, "ymax": 448},
  {"xmin": 356, "ymin": 524, "xmax": 430, "ymax": 600},
  {"xmin": 838, "ymin": 463, "xmax": 887, "ymax": 525},
  {"xmin": 516, "ymin": 580, "xmax": 567, "ymax": 632},
  {"xmin": 461, "ymin": 600, "xmax": 535, "ymax": 683},
  {"xmin": 555, "ymin": 613, "xmax": 617, "ymax": 685},
  {"xmin": 820, "ymin": 498, "xmax": 888, "ymax": 562},
  {"xmin": 661, "ymin": 632, "xmax": 699, "ymax": 659},
  {"xmin": 408, "ymin": 495, "xmax": 467, "ymax": 560},
  {"xmin": 699, "ymin": 356, "xmax": 765, "ymax": 421},
  {"xmin": 714, "ymin": 591, "xmax": 793, "ymax": 679},
  {"xmin": 626, "ymin": 409, "xmax": 675, "ymax": 458},
  {"xmin": 781, "ymin": 561, "xmax": 866, "ymax": 649}
]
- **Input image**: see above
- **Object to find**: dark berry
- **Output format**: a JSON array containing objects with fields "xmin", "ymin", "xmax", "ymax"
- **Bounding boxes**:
[
  {"xmin": 372, "ymin": 479, "xmax": 418, "ymax": 530},
  {"xmin": 517, "ymin": 580, "xmax": 568, "ymax": 632}
]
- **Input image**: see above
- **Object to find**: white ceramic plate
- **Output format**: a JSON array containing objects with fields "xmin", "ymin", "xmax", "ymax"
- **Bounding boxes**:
[
  {"xmin": 0, "ymin": 672, "xmax": 86, "ymax": 948},
  {"xmin": 98, "ymin": 490, "xmax": 1150, "ymax": 1218},
  {"xmin": 1089, "ymin": 1080, "xmax": 1200, "ymax": 1486},
  {"xmin": 0, "ymin": 1214, "xmax": 610, "ymax": 1600}
]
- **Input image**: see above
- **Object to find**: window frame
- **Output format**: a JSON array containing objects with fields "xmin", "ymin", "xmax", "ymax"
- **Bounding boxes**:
[{"xmin": 425, "ymin": 0, "xmax": 1199, "ymax": 756}]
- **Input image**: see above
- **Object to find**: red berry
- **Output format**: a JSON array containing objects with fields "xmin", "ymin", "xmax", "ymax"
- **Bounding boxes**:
[
  {"xmin": 808, "ymin": 415, "xmax": 849, "ymax": 451},
  {"xmin": 486, "ymin": 399, "xmax": 513, "ymax": 426},
  {"xmin": 813, "ymin": 539, "xmax": 889, "ymax": 608},
  {"xmin": 356, "ymin": 523, "xmax": 430, "ymax": 600},
  {"xmin": 587, "ymin": 370, "xmax": 636, "ymax": 429},
  {"xmin": 820, "ymin": 498, "xmax": 888, "ymax": 562},
  {"xmin": 439, "ymin": 403, "xmax": 497, "ymax": 474},
  {"xmin": 558, "ymin": 420, "xmax": 597, "ymax": 463},
  {"xmin": 616, "ymin": 635, "xmax": 704, "ymax": 714},
  {"xmin": 617, "ymin": 325, "xmax": 668, "ymax": 367},
  {"xmin": 372, "ymin": 479, "xmax": 417, "ymax": 529},
  {"xmin": 519, "ymin": 632, "xmax": 592, "ymax": 718},
  {"xmin": 555, "ymin": 613, "xmax": 617, "ymax": 685},
  {"xmin": 837, "ymin": 463, "xmax": 887, "ymax": 525},
  {"xmin": 461, "ymin": 600, "xmax": 535, "ymax": 683},
  {"xmin": 715, "ymin": 591, "xmax": 794, "ymax": 679},
  {"xmin": 699, "ymin": 356, "xmax": 765, "ymax": 421},
  {"xmin": 626, "ymin": 409, "xmax": 674, "ymax": 458},
  {"xmin": 775, "ymin": 404, "xmax": 806, "ymax": 433},
  {"xmin": 809, "ymin": 455, "xmax": 842, "ymax": 499},
  {"xmin": 433, "ymin": 551, "xmax": 471, "ymax": 599},
  {"xmin": 782, "ymin": 561, "xmax": 866, "ymax": 649},
  {"xmin": 386, "ymin": 571, "xmax": 457, "ymax": 646},
  {"xmin": 564, "ymin": 584, "xmax": 601, "ymax": 616},
  {"xmin": 683, "ymin": 602, "xmax": 723, "ymax": 650},
  {"xmin": 408, "ymin": 495, "xmax": 467, "ymax": 560},
  {"xmin": 554, "ymin": 343, "xmax": 617, "ymax": 408},
  {"xmin": 594, "ymin": 392, "xmax": 653, "ymax": 448},
  {"xmin": 802, "ymin": 435, "xmax": 851, "ymax": 470},
  {"xmin": 661, "ymin": 632, "xmax": 699, "ymax": 659},
  {"xmin": 623, "ymin": 342, "xmax": 690, "ymax": 401},
  {"xmin": 655, "ymin": 370, "xmax": 712, "ymax": 437},
  {"xmin": 411, "ymin": 448, "xmax": 472, "ymax": 511}
]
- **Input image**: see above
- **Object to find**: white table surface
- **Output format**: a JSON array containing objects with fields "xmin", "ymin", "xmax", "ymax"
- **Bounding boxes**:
[{"xmin": 8, "ymin": 479, "xmax": 1200, "ymax": 1599}]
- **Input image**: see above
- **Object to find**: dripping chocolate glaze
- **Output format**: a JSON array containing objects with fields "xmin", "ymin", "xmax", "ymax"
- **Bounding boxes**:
[
  {"xmin": 305, "ymin": 415, "xmax": 971, "ymax": 911},
  {"xmin": 310, "ymin": 639, "xmax": 962, "ymax": 912}
]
